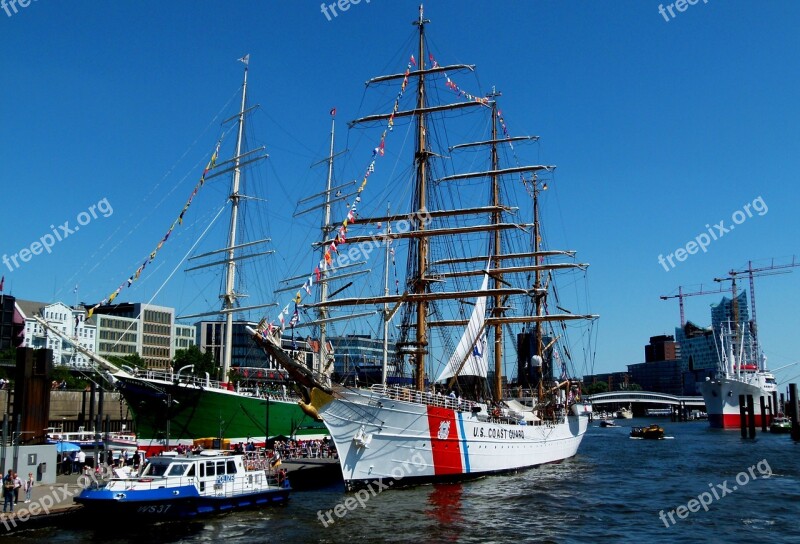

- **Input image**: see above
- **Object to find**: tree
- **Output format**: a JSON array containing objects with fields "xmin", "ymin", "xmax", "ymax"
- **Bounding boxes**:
[
  {"xmin": 108, "ymin": 353, "xmax": 147, "ymax": 370},
  {"xmin": 627, "ymin": 383, "xmax": 643, "ymax": 391},
  {"xmin": 173, "ymin": 345, "xmax": 217, "ymax": 379},
  {"xmin": 50, "ymin": 366, "xmax": 88, "ymax": 390},
  {"xmin": 0, "ymin": 347, "xmax": 16, "ymax": 362},
  {"xmin": 585, "ymin": 381, "xmax": 608, "ymax": 395}
]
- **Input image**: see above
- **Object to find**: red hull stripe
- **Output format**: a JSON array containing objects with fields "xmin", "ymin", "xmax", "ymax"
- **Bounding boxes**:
[
  {"xmin": 708, "ymin": 413, "xmax": 769, "ymax": 429},
  {"xmin": 426, "ymin": 406, "xmax": 463, "ymax": 475}
]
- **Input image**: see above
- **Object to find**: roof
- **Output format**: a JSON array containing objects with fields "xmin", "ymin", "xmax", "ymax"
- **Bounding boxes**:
[{"xmin": 14, "ymin": 299, "xmax": 51, "ymax": 319}]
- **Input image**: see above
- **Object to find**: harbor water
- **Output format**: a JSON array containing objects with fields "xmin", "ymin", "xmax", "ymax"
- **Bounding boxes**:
[{"xmin": 12, "ymin": 418, "xmax": 800, "ymax": 543}]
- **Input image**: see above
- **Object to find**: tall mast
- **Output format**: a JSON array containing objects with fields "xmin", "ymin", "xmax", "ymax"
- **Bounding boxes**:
[
  {"xmin": 534, "ymin": 175, "xmax": 544, "ymax": 401},
  {"xmin": 222, "ymin": 62, "xmax": 248, "ymax": 381},
  {"xmin": 489, "ymin": 97, "xmax": 503, "ymax": 401},
  {"xmin": 413, "ymin": 5, "xmax": 430, "ymax": 392},
  {"xmin": 318, "ymin": 113, "xmax": 336, "ymax": 376},
  {"xmin": 382, "ymin": 204, "xmax": 391, "ymax": 385}
]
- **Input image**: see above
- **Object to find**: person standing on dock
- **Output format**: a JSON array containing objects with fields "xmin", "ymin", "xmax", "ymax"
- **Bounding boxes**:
[
  {"xmin": 24, "ymin": 473, "xmax": 33, "ymax": 503},
  {"xmin": 76, "ymin": 450, "xmax": 86, "ymax": 474},
  {"xmin": 2, "ymin": 470, "xmax": 15, "ymax": 513},
  {"xmin": 12, "ymin": 471, "xmax": 22, "ymax": 507}
]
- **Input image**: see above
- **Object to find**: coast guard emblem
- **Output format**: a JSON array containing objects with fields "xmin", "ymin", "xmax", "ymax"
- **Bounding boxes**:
[{"xmin": 437, "ymin": 420, "xmax": 451, "ymax": 440}]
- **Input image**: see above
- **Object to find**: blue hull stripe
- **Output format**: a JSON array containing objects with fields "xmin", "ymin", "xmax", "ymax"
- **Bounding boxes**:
[{"xmin": 457, "ymin": 411, "xmax": 470, "ymax": 473}]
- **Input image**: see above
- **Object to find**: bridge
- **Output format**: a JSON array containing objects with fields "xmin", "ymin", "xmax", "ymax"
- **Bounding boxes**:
[{"xmin": 586, "ymin": 391, "xmax": 706, "ymax": 407}]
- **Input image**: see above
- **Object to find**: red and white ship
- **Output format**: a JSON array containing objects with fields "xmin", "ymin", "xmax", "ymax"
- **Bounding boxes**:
[
  {"xmin": 248, "ymin": 5, "xmax": 596, "ymax": 490},
  {"xmin": 697, "ymin": 326, "xmax": 777, "ymax": 429}
]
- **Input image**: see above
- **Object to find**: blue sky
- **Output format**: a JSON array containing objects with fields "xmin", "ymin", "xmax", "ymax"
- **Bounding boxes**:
[{"xmin": 2, "ymin": 1, "xmax": 799, "ymax": 384}]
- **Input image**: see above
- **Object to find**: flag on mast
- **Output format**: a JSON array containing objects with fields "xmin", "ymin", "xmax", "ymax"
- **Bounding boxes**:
[
  {"xmin": 0, "ymin": 276, "xmax": 4, "ymax": 292},
  {"xmin": 238, "ymin": 54, "xmax": 250, "ymax": 65}
]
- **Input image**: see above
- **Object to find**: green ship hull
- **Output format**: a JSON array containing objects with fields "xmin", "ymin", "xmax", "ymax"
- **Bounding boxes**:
[{"xmin": 117, "ymin": 375, "xmax": 327, "ymax": 453}]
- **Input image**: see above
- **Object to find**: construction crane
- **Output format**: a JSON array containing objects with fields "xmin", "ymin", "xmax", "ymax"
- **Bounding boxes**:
[
  {"xmin": 714, "ymin": 256, "xmax": 800, "ymax": 357},
  {"xmin": 660, "ymin": 284, "xmax": 727, "ymax": 327}
]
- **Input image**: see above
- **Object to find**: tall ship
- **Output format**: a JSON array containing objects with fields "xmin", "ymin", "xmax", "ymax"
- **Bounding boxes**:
[
  {"xmin": 36, "ymin": 59, "xmax": 327, "ymax": 452},
  {"xmin": 249, "ymin": 5, "xmax": 597, "ymax": 489}
]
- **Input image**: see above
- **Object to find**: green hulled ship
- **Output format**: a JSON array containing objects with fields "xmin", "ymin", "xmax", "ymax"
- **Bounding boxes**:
[{"xmin": 114, "ymin": 370, "xmax": 326, "ymax": 454}]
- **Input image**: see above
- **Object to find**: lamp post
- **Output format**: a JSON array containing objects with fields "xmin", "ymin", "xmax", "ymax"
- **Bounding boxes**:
[{"xmin": 262, "ymin": 396, "xmax": 270, "ymax": 447}]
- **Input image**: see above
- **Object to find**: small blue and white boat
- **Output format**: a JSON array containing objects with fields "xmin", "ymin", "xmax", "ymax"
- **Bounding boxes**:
[{"xmin": 74, "ymin": 450, "xmax": 289, "ymax": 519}]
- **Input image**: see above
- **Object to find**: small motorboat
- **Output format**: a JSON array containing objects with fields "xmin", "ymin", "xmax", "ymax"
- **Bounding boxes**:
[
  {"xmin": 630, "ymin": 424, "xmax": 664, "ymax": 440},
  {"xmin": 770, "ymin": 416, "xmax": 792, "ymax": 434},
  {"xmin": 599, "ymin": 420, "xmax": 617, "ymax": 428},
  {"xmin": 74, "ymin": 449, "xmax": 289, "ymax": 520},
  {"xmin": 616, "ymin": 405, "xmax": 633, "ymax": 419}
]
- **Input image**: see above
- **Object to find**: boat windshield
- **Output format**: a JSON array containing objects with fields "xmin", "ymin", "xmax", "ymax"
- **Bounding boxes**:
[
  {"xmin": 142, "ymin": 462, "xmax": 171, "ymax": 477},
  {"xmin": 167, "ymin": 463, "xmax": 191, "ymax": 477}
]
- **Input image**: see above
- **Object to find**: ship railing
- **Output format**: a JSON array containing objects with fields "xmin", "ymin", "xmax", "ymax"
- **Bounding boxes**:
[
  {"xmin": 369, "ymin": 384, "xmax": 476, "ymax": 412},
  {"xmin": 242, "ymin": 451, "xmax": 281, "ymax": 473},
  {"xmin": 138, "ymin": 369, "xmax": 304, "ymax": 400},
  {"xmin": 113, "ymin": 473, "xmax": 286, "ymax": 494}
]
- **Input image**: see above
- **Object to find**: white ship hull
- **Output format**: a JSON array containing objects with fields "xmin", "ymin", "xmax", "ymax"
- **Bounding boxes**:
[
  {"xmin": 697, "ymin": 373, "xmax": 776, "ymax": 429},
  {"xmin": 313, "ymin": 387, "xmax": 588, "ymax": 489}
]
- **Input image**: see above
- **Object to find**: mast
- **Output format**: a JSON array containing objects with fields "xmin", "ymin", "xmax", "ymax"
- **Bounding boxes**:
[
  {"xmin": 318, "ymin": 112, "xmax": 336, "ymax": 377},
  {"xmin": 489, "ymin": 96, "xmax": 503, "ymax": 401},
  {"xmin": 746, "ymin": 260, "xmax": 758, "ymax": 360},
  {"xmin": 533, "ymin": 175, "xmax": 544, "ymax": 401},
  {"xmin": 382, "ymin": 204, "xmax": 391, "ymax": 385},
  {"xmin": 221, "ymin": 62, "xmax": 249, "ymax": 382},
  {"xmin": 413, "ymin": 5, "xmax": 430, "ymax": 392}
]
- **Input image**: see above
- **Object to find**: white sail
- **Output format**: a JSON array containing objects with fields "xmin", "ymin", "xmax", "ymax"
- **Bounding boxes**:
[{"xmin": 436, "ymin": 268, "xmax": 489, "ymax": 382}]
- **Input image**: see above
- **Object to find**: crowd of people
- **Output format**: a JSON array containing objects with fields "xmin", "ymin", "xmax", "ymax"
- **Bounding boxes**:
[
  {"xmin": 272, "ymin": 438, "xmax": 337, "ymax": 460},
  {"xmin": 2, "ymin": 470, "xmax": 34, "ymax": 513},
  {"xmin": 58, "ymin": 449, "xmax": 145, "ymax": 476}
]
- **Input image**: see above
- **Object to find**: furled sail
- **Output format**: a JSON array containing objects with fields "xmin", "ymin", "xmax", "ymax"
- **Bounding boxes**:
[{"xmin": 436, "ymin": 267, "xmax": 490, "ymax": 382}]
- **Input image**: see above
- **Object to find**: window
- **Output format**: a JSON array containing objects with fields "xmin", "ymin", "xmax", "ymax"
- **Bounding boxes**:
[
  {"xmin": 143, "ymin": 462, "xmax": 169, "ymax": 477},
  {"xmin": 167, "ymin": 463, "xmax": 188, "ymax": 477}
]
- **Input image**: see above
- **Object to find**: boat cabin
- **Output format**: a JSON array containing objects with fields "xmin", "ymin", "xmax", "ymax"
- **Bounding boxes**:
[{"xmin": 106, "ymin": 450, "xmax": 283, "ymax": 496}]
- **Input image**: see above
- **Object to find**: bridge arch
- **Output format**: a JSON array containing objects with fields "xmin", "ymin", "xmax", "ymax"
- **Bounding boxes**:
[{"xmin": 586, "ymin": 391, "xmax": 705, "ymax": 407}]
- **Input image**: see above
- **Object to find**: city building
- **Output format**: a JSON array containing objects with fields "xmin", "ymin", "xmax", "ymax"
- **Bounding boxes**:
[
  {"xmin": 626, "ymin": 334, "xmax": 684, "ymax": 395},
  {"xmin": 194, "ymin": 320, "xmax": 318, "ymax": 381},
  {"xmin": 676, "ymin": 291, "xmax": 750, "ymax": 393},
  {"xmin": 94, "ymin": 313, "xmax": 139, "ymax": 359},
  {"xmin": 329, "ymin": 334, "xmax": 404, "ymax": 385},
  {"xmin": 91, "ymin": 303, "xmax": 175, "ymax": 370},
  {"xmin": 627, "ymin": 359, "xmax": 684, "ymax": 395},
  {"xmin": 589, "ymin": 292, "xmax": 752, "ymax": 396},
  {"xmin": 195, "ymin": 320, "xmax": 271, "ymax": 371},
  {"xmin": 17, "ymin": 300, "xmax": 96, "ymax": 368},
  {"xmin": 173, "ymin": 323, "xmax": 196, "ymax": 352},
  {"xmin": 0, "ymin": 294, "xmax": 24, "ymax": 352},
  {"xmin": 644, "ymin": 334, "xmax": 680, "ymax": 362},
  {"xmin": 582, "ymin": 371, "xmax": 632, "ymax": 391}
]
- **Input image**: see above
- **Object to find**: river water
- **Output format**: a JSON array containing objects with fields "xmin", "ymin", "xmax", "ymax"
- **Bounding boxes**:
[{"xmin": 16, "ymin": 418, "xmax": 800, "ymax": 543}]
